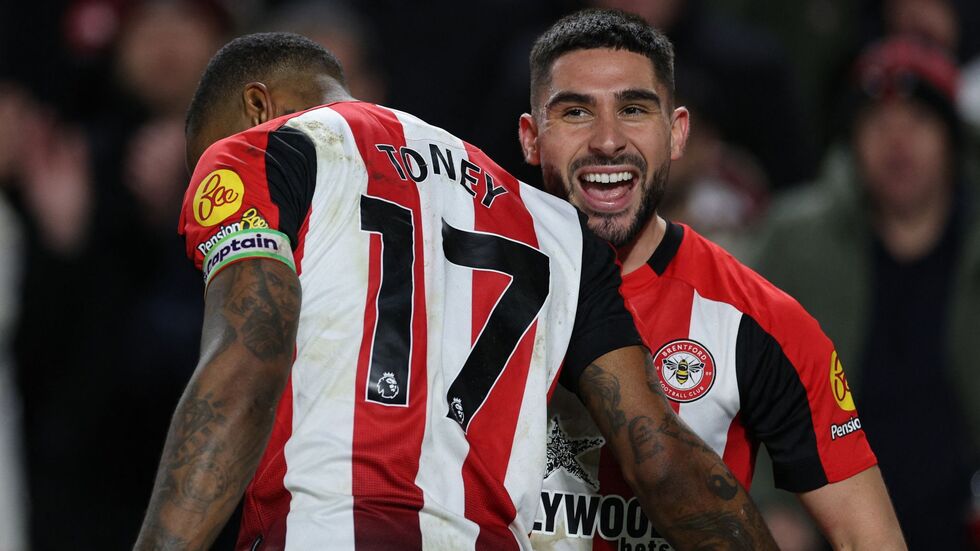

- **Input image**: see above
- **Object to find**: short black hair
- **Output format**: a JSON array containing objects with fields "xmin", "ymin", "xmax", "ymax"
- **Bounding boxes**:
[
  {"xmin": 529, "ymin": 9, "xmax": 675, "ymax": 111},
  {"xmin": 185, "ymin": 32, "xmax": 345, "ymax": 138}
]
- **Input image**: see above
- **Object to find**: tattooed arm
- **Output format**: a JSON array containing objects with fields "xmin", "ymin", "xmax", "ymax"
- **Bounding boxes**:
[
  {"xmin": 134, "ymin": 258, "xmax": 301, "ymax": 551},
  {"xmin": 579, "ymin": 345, "xmax": 777, "ymax": 551}
]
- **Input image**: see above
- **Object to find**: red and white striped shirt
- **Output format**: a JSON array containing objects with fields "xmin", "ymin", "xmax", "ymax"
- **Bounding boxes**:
[
  {"xmin": 531, "ymin": 221, "xmax": 877, "ymax": 550},
  {"xmin": 178, "ymin": 102, "xmax": 641, "ymax": 551}
]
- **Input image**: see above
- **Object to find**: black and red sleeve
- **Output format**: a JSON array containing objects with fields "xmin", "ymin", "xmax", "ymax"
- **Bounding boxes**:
[
  {"xmin": 736, "ymin": 307, "xmax": 877, "ymax": 492},
  {"xmin": 560, "ymin": 213, "xmax": 644, "ymax": 394},
  {"xmin": 177, "ymin": 123, "xmax": 317, "ymax": 287}
]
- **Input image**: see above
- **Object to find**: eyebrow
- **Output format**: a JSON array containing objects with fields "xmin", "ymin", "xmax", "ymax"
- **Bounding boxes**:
[
  {"xmin": 544, "ymin": 88, "xmax": 663, "ymax": 111},
  {"xmin": 617, "ymin": 89, "xmax": 662, "ymax": 106},
  {"xmin": 544, "ymin": 91, "xmax": 595, "ymax": 111}
]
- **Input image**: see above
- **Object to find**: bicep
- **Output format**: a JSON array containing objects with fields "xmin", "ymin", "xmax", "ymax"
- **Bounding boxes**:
[
  {"xmin": 197, "ymin": 257, "xmax": 301, "ymax": 392},
  {"xmin": 797, "ymin": 466, "xmax": 906, "ymax": 550}
]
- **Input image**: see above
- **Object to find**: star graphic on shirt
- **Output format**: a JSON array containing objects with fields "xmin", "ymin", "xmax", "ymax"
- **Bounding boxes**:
[{"xmin": 545, "ymin": 417, "xmax": 605, "ymax": 490}]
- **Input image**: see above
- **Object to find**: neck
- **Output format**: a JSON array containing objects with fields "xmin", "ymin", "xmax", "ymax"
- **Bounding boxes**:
[
  {"xmin": 321, "ymin": 88, "xmax": 355, "ymax": 105},
  {"xmin": 617, "ymin": 215, "xmax": 667, "ymax": 274},
  {"xmin": 318, "ymin": 76, "xmax": 356, "ymax": 105},
  {"xmin": 873, "ymin": 184, "xmax": 953, "ymax": 262}
]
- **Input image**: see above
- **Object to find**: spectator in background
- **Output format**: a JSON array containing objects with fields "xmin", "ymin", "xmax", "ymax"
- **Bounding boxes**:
[
  {"xmin": 115, "ymin": 0, "xmax": 225, "ymax": 118},
  {"xmin": 859, "ymin": 0, "xmax": 980, "ymax": 63},
  {"xmin": 0, "ymin": 82, "xmax": 29, "ymax": 551},
  {"xmin": 0, "ymin": 76, "xmax": 100, "ymax": 551},
  {"xmin": 756, "ymin": 36, "xmax": 980, "ymax": 549},
  {"xmin": 266, "ymin": 0, "xmax": 387, "ymax": 104},
  {"xmin": 858, "ymin": 0, "xmax": 980, "ymax": 138},
  {"xmin": 5, "ymin": 1, "xmax": 232, "ymax": 548}
]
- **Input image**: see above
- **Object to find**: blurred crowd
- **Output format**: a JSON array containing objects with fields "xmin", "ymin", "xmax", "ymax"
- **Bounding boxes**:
[{"xmin": 0, "ymin": 0, "xmax": 978, "ymax": 549}]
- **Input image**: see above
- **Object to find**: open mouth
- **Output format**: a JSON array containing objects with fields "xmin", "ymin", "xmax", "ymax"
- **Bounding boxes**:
[{"xmin": 576, "ymin": 168, "xmax": 638, "ymax": 213}]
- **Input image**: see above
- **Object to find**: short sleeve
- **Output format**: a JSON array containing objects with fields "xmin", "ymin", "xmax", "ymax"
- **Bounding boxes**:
[
  {"xmin": 736, "ymin": 312, "xmax": 877, "ymax": 492},
  {"xmin": 178, "ymin": 124, "xmax": 317, "ymax": 287},
  {"xmin": 560, "ymin": 214, "xmax": 644, "ymax": 393}
]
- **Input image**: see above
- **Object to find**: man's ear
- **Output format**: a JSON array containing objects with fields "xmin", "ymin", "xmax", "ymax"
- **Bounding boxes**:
[
  {"xmin": 518, "ymin": 113, "xmax": 541, "ymax": 166},
  {"xmin": 242, "ymin": 82, "xmax": 273, "ymax": 127},
  {"xmin": 669, "ymin": 106, "xmax": 691, "ymax": 161}
]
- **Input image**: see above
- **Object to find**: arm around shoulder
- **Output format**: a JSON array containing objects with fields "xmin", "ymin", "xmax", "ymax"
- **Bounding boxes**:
[{"xmin": 578, "ymin": 345, "xmax": 778, "ymax": 551}]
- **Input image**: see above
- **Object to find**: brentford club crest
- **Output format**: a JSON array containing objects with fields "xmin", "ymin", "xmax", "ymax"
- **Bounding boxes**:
[{"xmin": 655, "ymin": 339, "xmax": 716, "ymax": 402}]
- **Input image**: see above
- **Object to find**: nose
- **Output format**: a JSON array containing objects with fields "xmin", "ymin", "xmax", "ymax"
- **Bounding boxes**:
[{"xmin": 588, "ymin": 112, "xmax": 627, "ymax": 158}]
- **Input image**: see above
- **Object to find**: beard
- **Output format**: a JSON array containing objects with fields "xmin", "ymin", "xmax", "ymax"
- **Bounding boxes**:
[{"xmin": 542, "ymin": 154, "xmax": 670, "ymax": 247}]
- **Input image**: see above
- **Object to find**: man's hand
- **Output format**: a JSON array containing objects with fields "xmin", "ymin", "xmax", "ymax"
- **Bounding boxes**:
[
  {"xmin": 134, "ymin": 258, "xmax": 301, "ymax": 550},
  {"xmin": 579, "ymin": 345, "xmax": 778, "ymax": 551}
]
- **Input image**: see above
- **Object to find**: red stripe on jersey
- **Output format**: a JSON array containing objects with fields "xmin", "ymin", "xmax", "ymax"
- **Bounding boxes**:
[
  {"xmin": 721, "ymin": 413, "xmax": 755, "ymax": 488},
  {"xmin": 547, "ymin": 362, "xmax": 564, "ymax": 402},
  {"xmin": 331, "ymin": 102, "xmax": 428, "ymax": 549},
  {"xmin": 459, "ymin": 144, "xmax": 538, "ymax": 551},
  {"xmin": 622, "ymin": 265, "xmax": 694, "ymax": 369},
  {"xmin": 593, "ymin": 447, "xmax": 630, "ymax": 550},
  {"xmin": 235, "ymin": 377, "xmax": 295, "ymax": 551},
  {"xmin": 292, "ymin": 206, "xmax": 312, "ymax": 275}
]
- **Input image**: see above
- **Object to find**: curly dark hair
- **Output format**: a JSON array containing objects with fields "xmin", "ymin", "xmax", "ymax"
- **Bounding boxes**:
[
  {"xmin": 529, "ymin": 9, "xmax": 675, "ymax": 111},
  {"xmin": 185, "ymin": 32, "xmax": 345, "ymax": 138}
]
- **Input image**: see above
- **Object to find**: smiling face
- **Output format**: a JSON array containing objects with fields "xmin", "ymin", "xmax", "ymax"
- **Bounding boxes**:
[
  {"xmin": 854, "ymin": 97, "xmax": 952, "ymax": 216},
  {"xmin": 520, "ymin": 48, "xmax": 688, "ymax": 246}
]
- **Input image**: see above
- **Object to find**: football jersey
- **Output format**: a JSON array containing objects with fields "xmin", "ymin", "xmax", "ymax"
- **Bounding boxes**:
[
  {"xmin": 530, "ymin": 221, "xmax": 877, "ymax": 551},
  {"xmin": 178, "ymin": 101, "xmax": 642, "ymax": 551}
]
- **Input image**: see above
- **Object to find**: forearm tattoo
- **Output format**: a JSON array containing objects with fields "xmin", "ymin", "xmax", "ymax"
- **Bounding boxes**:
[
  {"xmin": 136, "ymin": 260, "xmax": 301, "ymax": 550},
  {"xmin": 643, "ymin": 352, "xmax": 663, "ymax": 396},
  {"xmin": 656, "ymin": 411, "xmax": 715, "ymax": 456},
  {"xmin": 649, "ymin": 417, "xmax": 773, "ymax": 549},
  {"xmin": 580, "ymin": 363, "xmax": 628, "ymax": 435},
  {"xmin": 140, "ymin": 530, "xmax": 189, "ymax": 551},
  {"xmin": 628, "ymin": 416, "xmax": 665, "ymax": 464},
  {"xmin": 707, "ymin": 464, "xmax": 739, "ymax": 501},
  {"xmin": 164, "ymin": 385, "xmax": 229, "ymax": 513},
  {"xmin": 580, "ymin": 357, "xmax": 775, "ymax": 550},
  {"xmin": 670, "ymin": 511, "xmax": 756, "ymax": 551}
]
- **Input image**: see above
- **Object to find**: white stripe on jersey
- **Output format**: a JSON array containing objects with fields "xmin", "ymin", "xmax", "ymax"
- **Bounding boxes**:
[
  {"xmin": 388, "ymin": 109, "xmax": 482, "ymax": 550},
  {"xmin": 280, "ymin": 108, "xmax": 370, "ymax": 549},
  {"xmin": 504, "ymin": 185, "xmax": 584, "ymax": 541},
  {"xmin": 679, "ymin": 291, "xmax": 743, "ymax": 456}
]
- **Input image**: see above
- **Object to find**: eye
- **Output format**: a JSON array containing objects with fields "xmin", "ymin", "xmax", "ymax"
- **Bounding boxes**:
[
  {"xmin": 621, "ymin": 105, "xmax": 650, "ymax": 116},
  {"xmin": 562, "ymin": 106, "xmax": 591, "ymax": 120}
]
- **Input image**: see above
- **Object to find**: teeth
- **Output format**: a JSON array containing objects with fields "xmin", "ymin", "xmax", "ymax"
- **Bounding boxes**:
[{"xmin": 582, "ymin": 171, "xmax": 632, "ymax": 184}]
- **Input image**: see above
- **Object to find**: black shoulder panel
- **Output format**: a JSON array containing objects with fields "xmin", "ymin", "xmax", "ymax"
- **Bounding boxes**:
[
  {"xmin": 265, "ymin": 126, "xmax": 318, "ymax": 249},
  {"xmin": 736, "ymin": 314, "xmax": 829, "ymax": 492}
]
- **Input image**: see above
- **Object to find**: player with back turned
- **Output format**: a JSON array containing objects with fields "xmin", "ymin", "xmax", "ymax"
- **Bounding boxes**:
[
  {"xmin": 517, "ymin": 10, "xmax": 907, "ymax": 551},
  {"xmin": 132, "ymin": 32, "xmax": 777, "ymax": 550}
]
